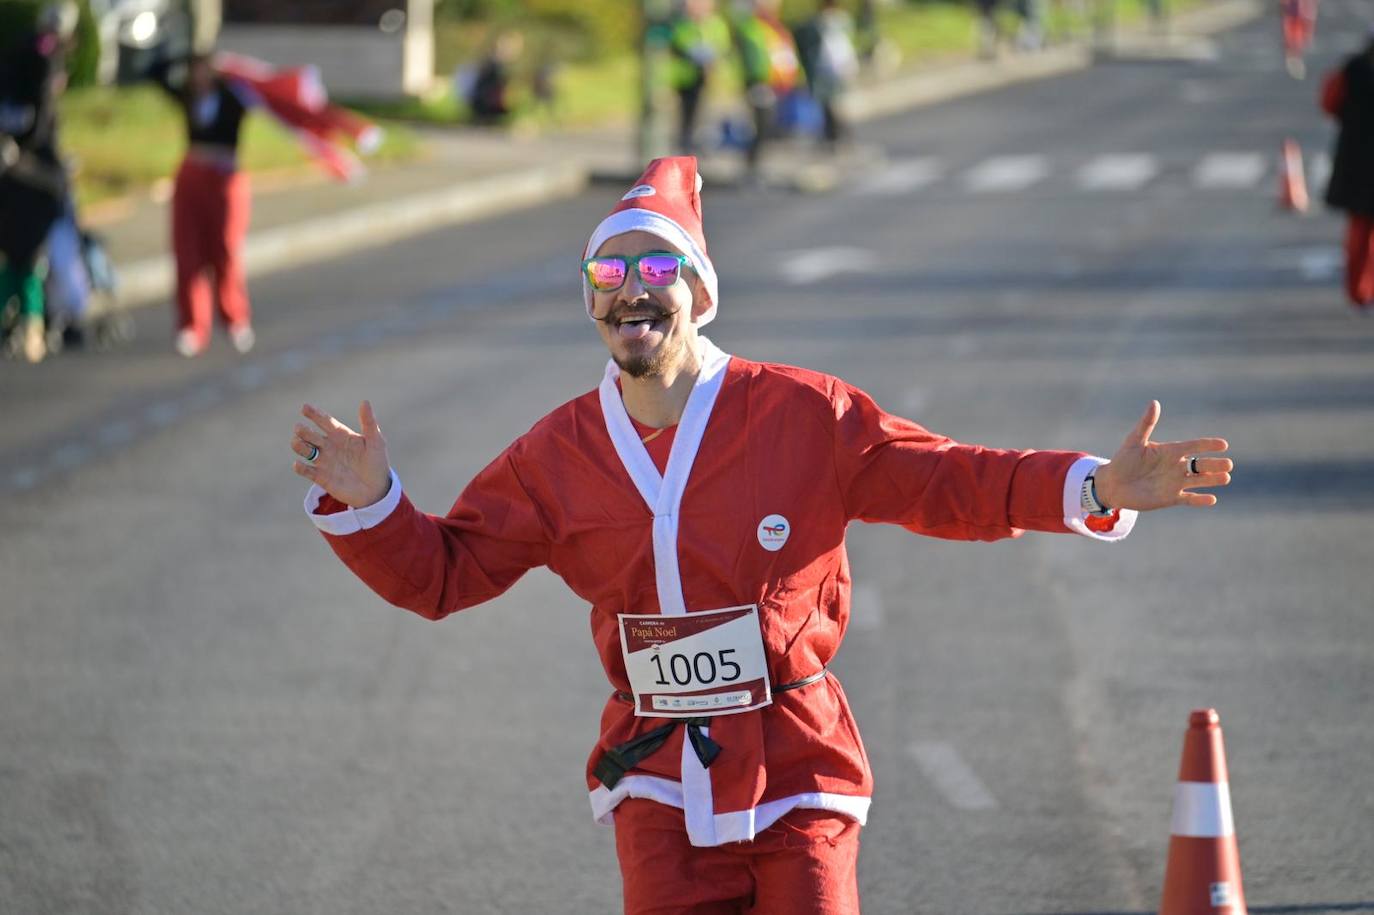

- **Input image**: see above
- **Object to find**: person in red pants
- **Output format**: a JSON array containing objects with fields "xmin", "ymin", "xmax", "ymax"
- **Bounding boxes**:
[
  {"xmin": 152, "ymin": 53, "xmax": 255, "ymax": 356},
  {"xmin": 1320, "ymin": 29, "xmax": 1374, "ymax": 310},
  {"xmin": 1280, "ymin": 0, "xmax": 1318, "ymax": 79}
]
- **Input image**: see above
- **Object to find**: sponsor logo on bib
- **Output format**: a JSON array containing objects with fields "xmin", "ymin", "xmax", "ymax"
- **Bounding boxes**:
[{"xmin": 757, "ymin": 514, "xmax": 790, "ymax": 552}]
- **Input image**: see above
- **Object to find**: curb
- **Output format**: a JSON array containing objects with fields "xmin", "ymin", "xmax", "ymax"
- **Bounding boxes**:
[{"xmin": 105, "ymin": 0, "xmax": 1262, "ymax": 313}]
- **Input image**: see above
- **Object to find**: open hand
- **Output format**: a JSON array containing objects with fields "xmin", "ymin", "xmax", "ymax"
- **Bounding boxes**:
[
  {"xmin": 1093, "ymin": 401, "xmax": 1232, "ymax": 512},
  {"xmin": 290, "ymin": 401, "xmax": 392, "ymax": 508}
]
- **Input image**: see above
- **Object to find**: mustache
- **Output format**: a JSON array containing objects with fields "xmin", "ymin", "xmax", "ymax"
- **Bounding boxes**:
[{"xmin": 594, "ymin": 304, "xmax": 681, "ymax": 324}]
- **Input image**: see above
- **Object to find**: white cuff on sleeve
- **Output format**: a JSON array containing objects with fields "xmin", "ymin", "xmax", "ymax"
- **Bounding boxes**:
[
  {"xmin": 304, "ymin": 469, "xmax": 403, "ymax": 536},
  {"xmin": 1062, "ymin": 456, "xmax": 1137, "ymax": 542}
]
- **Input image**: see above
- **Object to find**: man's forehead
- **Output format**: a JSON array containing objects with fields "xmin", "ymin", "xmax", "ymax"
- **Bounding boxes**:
[{"xmin": 594, "ymin": 230, "xmax": 686, "ymax": 258}]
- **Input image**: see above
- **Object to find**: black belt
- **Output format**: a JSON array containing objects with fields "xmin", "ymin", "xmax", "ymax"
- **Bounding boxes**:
[{"xmin": 594, "ymin": 668, "xmax": 828, "ymax": 790}]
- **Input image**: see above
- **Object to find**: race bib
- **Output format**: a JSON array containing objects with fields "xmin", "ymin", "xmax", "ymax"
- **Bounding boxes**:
[{"xmin": 618, "ymin": 605, "xmax": 772, "ymax": 718}]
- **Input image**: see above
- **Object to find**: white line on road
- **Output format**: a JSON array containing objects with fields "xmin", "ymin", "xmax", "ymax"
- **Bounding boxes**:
[
  {"xmin": 963, "ymin": 155, "xmax": 1048, "ymax": 193},
  {"xmin": 233, "ymin": 364, "xmax": 269, "ymax": 390},
  {"xmin": 909, "ymin": 741, "xmax": 999, "ymax": 811},
  {"xmin": 97, "ymin": 421, "xmax": 136, "ymax": 447},
  {"xmin": 851, "ymin": 157, "xmax": 943, "ymax": 196},
  {"xmin": 850, "ymin": 584, "xmax": 887, "ymax": 631},
  {"xmin": 1269, "ymin": 246, "xmax": 1343, "ymax": 280},
  {"xmin": 1309, "ymin": 151, "xmax": 1331, "ymax": 195},
  {"xmin": 1193, "ymin": 152, "xmax": 1266, "ymax": 189},
  {"xmin": 779, "ymin": 248, "xmax": 880, "ymax": 286},
  {"xmin": 10, "ymin": 468, "xmax": 42, "ymax": 491},
  {"xmin": 1077, "ymin": 154, "xmax": 1159, "ymax": 191},
  {"xmin": 145, "ymin": 402, "xmax": 182, "ymax": 427},
  {"xmin": 901, "ymin": 386, "xmax": 930, "ymax": 416},
  {"xmin": 52, "ymin": 444, "xmax": 89, "ymax": 470}
]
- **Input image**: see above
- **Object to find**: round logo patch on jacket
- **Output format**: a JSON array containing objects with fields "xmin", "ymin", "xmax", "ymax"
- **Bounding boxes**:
[{"xmin": 757, "ymin": 514, "xmax": 790, "ymax": 552}]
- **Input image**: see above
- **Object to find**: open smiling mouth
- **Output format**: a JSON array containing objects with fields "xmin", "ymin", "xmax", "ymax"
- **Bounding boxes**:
[{"xmin": 612, "ymin": 310, "xmax": 671, "ymax": 341}]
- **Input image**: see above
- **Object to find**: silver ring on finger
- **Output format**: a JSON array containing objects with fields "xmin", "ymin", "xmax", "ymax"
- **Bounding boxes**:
[
  {"xmin": 305, "ymin": 443, "xmax": 320, "ymax": 464},
  {"xmin": 1187, "ymin": 456, "xmax": 1199, "ymax": 476}
]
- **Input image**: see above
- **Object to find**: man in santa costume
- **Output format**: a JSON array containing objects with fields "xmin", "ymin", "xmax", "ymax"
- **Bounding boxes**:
[{"xmin": 290, "ymin": 156, "xmax": 1232, "ymax": 914}]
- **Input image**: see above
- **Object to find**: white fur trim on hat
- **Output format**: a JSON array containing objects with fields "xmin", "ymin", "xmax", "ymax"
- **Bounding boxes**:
[{"xmin": 582, "ymin": 209, "xmax": 719, "ymax": 327}]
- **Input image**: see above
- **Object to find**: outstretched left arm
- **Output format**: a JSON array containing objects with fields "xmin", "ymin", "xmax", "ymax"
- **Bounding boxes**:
[{"xmin": 1092, "ymin": 401, "xmax": 1232, "ymax": 512}]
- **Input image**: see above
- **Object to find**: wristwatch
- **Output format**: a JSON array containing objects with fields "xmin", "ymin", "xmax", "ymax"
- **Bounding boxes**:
[{"xmin": 1081, "ymin": 472, "xmax": 1113, "ymax": 516}]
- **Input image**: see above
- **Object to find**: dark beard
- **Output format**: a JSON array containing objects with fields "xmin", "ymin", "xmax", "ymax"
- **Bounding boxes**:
[{"xmin": 615, "ymin": 348, "xmax": 672, "ymax": 378}]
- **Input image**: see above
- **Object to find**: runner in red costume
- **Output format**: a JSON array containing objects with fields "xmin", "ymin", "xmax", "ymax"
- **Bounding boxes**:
[
  {"xmin": 289, "ymin": 157, "xmax": 1233, "ymax": 914},
  {"xmin": 1321, "ymin": 28, "xmax": 1374, "ymax": 309}
]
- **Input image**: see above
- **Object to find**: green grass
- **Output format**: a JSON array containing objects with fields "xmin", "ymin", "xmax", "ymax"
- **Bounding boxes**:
[{"xmin": 60, "ymin": 85, "xmax": 421, "ymax": 207}]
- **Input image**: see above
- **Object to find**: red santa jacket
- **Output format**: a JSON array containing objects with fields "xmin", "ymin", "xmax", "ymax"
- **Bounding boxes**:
[{"xmin": 306, "ymin": 340, "xmax": 1134, "ymax": 846}]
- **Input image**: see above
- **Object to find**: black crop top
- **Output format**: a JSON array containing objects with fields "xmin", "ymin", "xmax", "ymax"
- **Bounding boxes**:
[{"xmin": 150, "ymin": 59, "xmax": 249, "ymax": 150}]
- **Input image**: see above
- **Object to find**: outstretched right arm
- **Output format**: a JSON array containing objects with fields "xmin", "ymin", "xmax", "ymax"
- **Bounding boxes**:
[{"xmin": 292, "ymin": 402, "xmax": 551, "ymax": 620}]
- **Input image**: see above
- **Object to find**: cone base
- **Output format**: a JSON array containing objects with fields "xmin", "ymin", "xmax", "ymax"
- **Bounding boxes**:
[{"xmin": 1160, "ymin": 835, "xmax": 1246, "ymax": 915}]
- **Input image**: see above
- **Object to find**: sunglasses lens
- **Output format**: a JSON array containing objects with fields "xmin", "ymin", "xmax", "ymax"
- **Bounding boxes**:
[
  {"xmin": 586, "ymin": 258, "xmax": 627, "ymax": 291},
  {"xmin": 638, "ymin": 255, "xmax": 682, "ymax": 287}
]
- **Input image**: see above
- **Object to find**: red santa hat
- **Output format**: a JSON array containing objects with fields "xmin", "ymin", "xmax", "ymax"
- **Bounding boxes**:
[{"xmin": 582, "ymin": 156, "xmax": 719, "ymax": 326}]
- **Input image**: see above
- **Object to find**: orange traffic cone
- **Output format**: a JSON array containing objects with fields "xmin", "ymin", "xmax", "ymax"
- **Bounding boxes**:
[
  {"xmin": 1159, "ymin": 709, "xmax": 1246, "ymax": 915},
  {"xmin": 1279, "ymin": 138, "xmax": 1309, "ymax": 213}
]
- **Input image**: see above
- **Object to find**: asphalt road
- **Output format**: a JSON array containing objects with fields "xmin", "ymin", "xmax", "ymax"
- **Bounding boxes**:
[{"xmin": 2, "ymin": 5, "xmax": 1372, "ymax": 913}]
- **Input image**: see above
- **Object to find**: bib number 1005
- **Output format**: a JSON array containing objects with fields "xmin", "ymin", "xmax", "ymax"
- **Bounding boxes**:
[{"xmin": 649, "ymin": 648, "xmax": 742, "ymax": 687}]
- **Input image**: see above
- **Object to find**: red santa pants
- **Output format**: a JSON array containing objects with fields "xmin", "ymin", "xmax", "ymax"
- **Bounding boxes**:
[
  {"xmin": 613, "ymin": 798, "xmax": 861, "ymax": 915},
  {"xmin": 1345, "ymin": 215, "xmax": 1374, "ymax": 308},
  {"xmin": 171, "ymin": 157, "xmax": 252, "ymax": 343}
]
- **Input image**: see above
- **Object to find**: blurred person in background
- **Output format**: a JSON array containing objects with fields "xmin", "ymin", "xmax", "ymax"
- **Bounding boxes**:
[
  {"xmin": 1015, "ymin": 0, "xmax": 1046, "ymax": 50},
  {"xmin": 1320, "ymin": 26, "xmax": 1374, "ymax": 310},
  {"xmin": 668, "ymin": 0, "xmax": 731, "ymax": 155},
  {"xmin": 733, "ymin": 0, "xmax": 801, "ymax": 177},
  {"xmin": 1280, "ymin": 0, "xmax": 1318, "ymax": 79},
  {"xmin": 149, "ymin": 50, "xmax": 256, "ymax": 357},
  {"xmin": 795, "ymin": 0, "xmax": 859, "ymax": 153},
  {"xmin": 465, "ymin": 31, "xmax": 524, "ymax": 125},
  {"xmin": 0, "ymin": 0, "xmax": 78, "ymax": 364},
  {"xmin": 975, "ymin": 0, "xmax": 1003, "ymax": 58}
]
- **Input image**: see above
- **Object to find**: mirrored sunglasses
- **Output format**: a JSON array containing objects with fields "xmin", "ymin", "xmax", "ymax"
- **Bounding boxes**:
[{"xmin": 582, "ymin": 253, "xmax": 690, "ymax": 292}]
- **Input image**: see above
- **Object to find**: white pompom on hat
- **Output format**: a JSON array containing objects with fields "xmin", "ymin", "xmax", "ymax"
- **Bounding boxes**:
[{"xmin": 582, "ymin": 156, "xmax": 720, "ymax": 326}]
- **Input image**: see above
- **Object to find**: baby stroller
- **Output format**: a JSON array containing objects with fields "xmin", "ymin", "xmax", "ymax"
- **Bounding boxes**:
[{"xmin": 42, "ymin": 196, "xmax": 133, "ymax": 354}]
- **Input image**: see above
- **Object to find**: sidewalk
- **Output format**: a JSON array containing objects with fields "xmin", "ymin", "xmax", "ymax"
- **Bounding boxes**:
[{"xmin": 96, "ymin": 0, "xmax": 1260, "ymax": 312}]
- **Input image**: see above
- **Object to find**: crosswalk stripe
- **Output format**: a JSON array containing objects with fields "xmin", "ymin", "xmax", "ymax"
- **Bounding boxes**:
[
  {"xmin": 963, "ymin": 155, "xmax": 1049, "ymax": 192},
  {"xmin": 1077, "ymin": 154, "xmax": 1159, "ymax": 190},
  {"xmin": 1193, "ymin": 152, "xmax": 1267, "ymax": 188},
  {"xmin": 779, "ymin": 247, "xmax": 880, "ymax": 285},
  {"xmin": 1309, "ymin": 151, "xmax": 1332, "ymax": 195},
  {"xmin": 852, "ymin": 157, "xmax": 943, "ymax": 196}
]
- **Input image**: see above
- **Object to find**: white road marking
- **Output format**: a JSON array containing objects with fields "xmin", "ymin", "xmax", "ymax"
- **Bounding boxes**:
[
  {"xmin": 52, "ymin": 444, "xmax": 89, "ymax": 470},
  {"xmin": 1193, "ymin": 152, "xmax": 1266, "ymax": 189},
  {"xmin": 779, "ymin": 247, "xmax": 880, "ymax": 286},
  {"xmin": 850, "ymin": 584, "xmax": 887, "ymax": 631},
  {"xmin": 1309, "ymin": 151, "xmax": 1331, "ymax": 194},
  {"xmin": 11, "ymin": 468, "xmax": 42, "ymax": 490},
  {"xmin": 1077, "ymin": 154, "xmax": 1158, "ymax": 191},
  {"xmin": 963, "ymin": 156, "xmax": 1048, "ymax": 193},
  {"xmin": 233, "ymin": 364, "xmax": 269, "ymax": 390},
  {"xmin": 145, "ymin": 402, "xmax": 182, "ymax": 427},
  {"xmin": 1270, "ymin": 246, "xmax": 1342, "ymax": 280},
  {"xmin": 1298, "ymin": 248, "xmax": 1342, "ymax": 280},
  {"xmin": 852, "ymin": 157, "xmax": 943, "ymax": 196},
  {"xmin": 183, "ymin": 385, "xmax": 224, "ymax": 411},
  {"xmin": 909, "ymin": 741, "xmax": 999, "ymax": 811},
  {"xmin": 275, "ymin": 349, "xmax": 314, "ymax": 372},
  {"xmin": 97, "ymin": 421, "xmax": 136, "ymax": 447},
  {"xmin": 948, "ymin": 334, "xmax": 980, "ymax": 356},
  {"xmin": 901, "ymin": 387, "xmax": 930, "ymax": 416}
]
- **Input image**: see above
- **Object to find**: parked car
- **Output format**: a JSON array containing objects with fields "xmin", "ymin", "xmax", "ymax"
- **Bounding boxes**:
[{"xmin": 90, "ymin": 0, "xmax": 191, "ymax": 85}]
